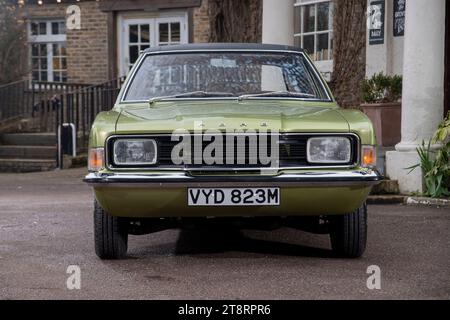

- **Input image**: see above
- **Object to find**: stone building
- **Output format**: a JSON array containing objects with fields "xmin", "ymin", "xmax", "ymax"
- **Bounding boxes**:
[{"xmin": 19, "ymin": 0, "xmax": 210, "ymax": 83}]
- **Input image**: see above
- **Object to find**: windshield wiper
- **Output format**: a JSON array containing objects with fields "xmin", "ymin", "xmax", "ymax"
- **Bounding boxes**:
[
  {"xmin": 238, "ymin": 91, "xmax": 316, "ymax": 101},
  {"xmin": 149, "ymin": 91, "xmax": 236, "ymax": 106}
]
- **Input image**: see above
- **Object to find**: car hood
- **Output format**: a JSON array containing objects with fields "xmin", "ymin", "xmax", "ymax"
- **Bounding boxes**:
[{"xmin": 115, "ymin": 100, "xmax": 349, "ymax": 133}]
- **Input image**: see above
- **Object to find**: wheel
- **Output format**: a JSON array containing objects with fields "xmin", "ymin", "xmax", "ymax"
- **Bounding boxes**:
[
  {"xmin": 94, "ymin": 199, "xmax": 128, "ymax": 259},
  {"xmin": 329, "ymin": 202, "xmax": 367, "ymax": 258}
]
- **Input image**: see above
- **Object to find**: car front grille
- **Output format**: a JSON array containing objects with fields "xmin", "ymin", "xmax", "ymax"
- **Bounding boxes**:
[{"xmin": 107, "ymin": 133, "xmax": 359, "ymax": 170}]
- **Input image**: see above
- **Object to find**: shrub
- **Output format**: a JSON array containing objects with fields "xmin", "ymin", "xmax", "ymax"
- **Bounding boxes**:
[
  {"xmin": 362, "ymin": 72, "xmax": 402, "ymax": 103},
  {"xmin": 408, "ymin": 112, "xmax": 450, "ymax": 198}
]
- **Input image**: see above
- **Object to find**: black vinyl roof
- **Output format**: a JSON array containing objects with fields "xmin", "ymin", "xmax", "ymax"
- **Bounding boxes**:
[{"xmin": 142, "ymin": 43, "xmax": 304, "ymax": 53}]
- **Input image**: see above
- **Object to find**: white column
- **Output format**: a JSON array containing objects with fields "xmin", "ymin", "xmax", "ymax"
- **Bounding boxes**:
[
  {"xmin": 386, "ymin": 0, "xmax": 446, "ymax": 193},
  {"xmin": 262, "ymin": 0, "xmax": 295, "ymax": 45}
]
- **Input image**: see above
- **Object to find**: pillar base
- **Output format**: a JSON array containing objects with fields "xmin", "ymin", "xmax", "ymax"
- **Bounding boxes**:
[{"xmin": 385, "ymin": 150, "xmax": 424, "ymax": 194}]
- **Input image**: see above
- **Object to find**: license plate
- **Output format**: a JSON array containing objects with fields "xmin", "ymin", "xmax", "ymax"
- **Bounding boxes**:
[{"xmin": 187, "ymin": 188, "xmax": 280, "ymax": 206}]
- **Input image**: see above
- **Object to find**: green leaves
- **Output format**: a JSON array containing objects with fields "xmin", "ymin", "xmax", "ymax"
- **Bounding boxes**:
[
  {"xmin": 362, "ymin": 72, "xmax": 403, "ymax": 103},
  {"xmin": 433, "ymin": 111, "xmax": 450, "ymax": 144},
  {"xmin": 408, "ymin": 112, "xmax": 450, "ymax": 198}
]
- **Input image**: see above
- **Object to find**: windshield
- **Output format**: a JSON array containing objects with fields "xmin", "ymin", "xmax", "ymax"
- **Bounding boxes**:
[{"xmin": 123, "ymin": 51, "xmax": 330, "ymax": 102}]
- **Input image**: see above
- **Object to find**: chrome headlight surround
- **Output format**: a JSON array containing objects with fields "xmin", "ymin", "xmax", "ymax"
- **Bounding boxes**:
[
  {"xmin": 112, "ymin": 138, "xmax": 158, "ymax": 166},
  {"xmin": 307, "ymin": 136, "xmax": 352, "ymax": 164}
]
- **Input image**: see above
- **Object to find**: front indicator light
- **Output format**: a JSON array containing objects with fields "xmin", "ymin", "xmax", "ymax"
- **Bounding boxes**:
[
  {"xmin": 362, "ymin": 145, "xmax": 376, "ymax": 167},
  {"xmin": 88, "ymin": 148, "xmax": 104, "ymax": 172}
]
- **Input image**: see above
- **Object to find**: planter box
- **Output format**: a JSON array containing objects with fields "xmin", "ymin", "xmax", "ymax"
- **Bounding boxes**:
[{"xmin": 360, "ymin": 102, "xmax": 401, "ymax": 147}]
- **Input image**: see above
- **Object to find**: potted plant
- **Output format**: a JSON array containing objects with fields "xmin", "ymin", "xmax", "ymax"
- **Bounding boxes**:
[{"xmin": 360, "ymin": 73, "xmax": 402, "ymax": 147}]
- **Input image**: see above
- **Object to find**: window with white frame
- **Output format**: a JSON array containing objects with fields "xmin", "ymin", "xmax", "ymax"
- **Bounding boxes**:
[
  {"xmin": 294, "ymin": 0, "xmax": 333, "ymax": 62},
  {"xmin": 118, "ymin": 14, "xmax": 187, "ymax": 77},
  {"xmin": 28, "ymin": 20, "xmax": 67, "ymax": 82}
]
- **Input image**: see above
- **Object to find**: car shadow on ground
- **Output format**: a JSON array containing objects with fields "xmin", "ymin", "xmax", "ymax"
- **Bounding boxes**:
[
  {"xmin": 131, "ymin": 227, "xmax": 335, "ymax": 259},
  {"xmin": 175, "ymin": 227, "xmax": 334, "ymax": 258}
]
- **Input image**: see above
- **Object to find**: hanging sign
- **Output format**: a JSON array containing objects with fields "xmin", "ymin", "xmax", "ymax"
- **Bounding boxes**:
[
  {"xmin": 368, "ymin": 0, "xmax": 385, "ymax": 45},
  {"xmin": 393, "ymin": 0, "xmax": 406, "ymax": 37}
]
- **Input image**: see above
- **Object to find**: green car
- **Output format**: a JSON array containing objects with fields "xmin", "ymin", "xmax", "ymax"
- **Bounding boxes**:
[{"xmin": 84, "ymin": 43, "xmax": 381, "ymax": 260}]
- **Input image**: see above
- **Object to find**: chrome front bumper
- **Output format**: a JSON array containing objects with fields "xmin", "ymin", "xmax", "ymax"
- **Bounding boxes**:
[{"xmin": 84, "ymin": 169, "xmax": 382, "ymax": 188}]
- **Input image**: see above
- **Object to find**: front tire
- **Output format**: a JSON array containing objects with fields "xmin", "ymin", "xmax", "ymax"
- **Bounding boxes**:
[
  {"xmin": 329, "ymin": 202, "xmax": 367, "ymax": 258},
  {"xmin": 94, "ymin": 200, "xmax": 128, "ymax": 259}
]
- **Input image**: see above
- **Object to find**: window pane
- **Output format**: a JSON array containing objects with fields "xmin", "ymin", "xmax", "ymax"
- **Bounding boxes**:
[
  {"xmin": 317, "ymin": 2, "xmax": 329, "ymax": 31},
  {"xmin": 31, "ymin": 44, "xmax": 39, "ymax": 56},
  {"xmin": 303, "ymin": 34, "xmax": 314, "ymax": 59},
  {"xmin": 40, "ymin": 58, "xmax": 47, "ymax": 69},
  {"xmin": 40, "ymin": 44, "xmax": 47, "ymax": 55},
  {"xmin": 141, "ymin": 45, "xmax": 150, "ymax": 51},
  {"xmin": 316, "ymin": 33, "xmax": 329, "ymax": 60},
  {"xmin": 159, "ymin": 23, "xmax": 169, "ymax": 42},
  {"xmin": 294, "ymin": 6, "xmax": 301, "ymax": 34},
  {"xmin": 303, "ymin": 5, "xmax": 315, "ymax": 33},
  {"xmin": 31, "ymin": 22, "xmax": 38, "ymax": 36},
  {"xmin": 62, "ymin": 58, "xmax": 67, "ymax": 69},
  {"xmin": 60, "ymin": 45, "xmax": 66, "ymax": 56},
  {"xmin": 39, "ymin": 22, "xmax": 47, "ymax": 35},
  {"xmin": 294, "ymin": 36, "xmax": 301, "ymax": 47},
  {"xmin": 129, "ymin": 25, "xmax": 138, "ymax": 43},
  {"xmin": 53, "ymin": 44, "xmax": 59, "ymax": 56},
  {"xmin": 59, "ymin": 21, "xmax": 66, "ymax": 35},
  {"xmin": 54, "ymin": 72, "xmax": 61, "ymax": 82},
  {"xmin": 51, "ymin": 22, "xmax": 59, "ymax": 35},
  {"xmin": 61, "ymin": 71, "xmax": 67, "ymax": 82},
  {"xmin": 41, "ymin": 71, "xmax": 47, "ymax": 81},
  {"xmin": 53, "ymin": 57, "xmax": 60, "ymax": 70},
  {"xmin": 140, "ymin": 24, "xmax": 150, "ymax": 43},
  {"xmin": 129, "ymin": 45, "xmax": 139, "ymax": 64},
  {"xmin": 171, "ymin": 22, "xmax": 180, "ymax": 42}
]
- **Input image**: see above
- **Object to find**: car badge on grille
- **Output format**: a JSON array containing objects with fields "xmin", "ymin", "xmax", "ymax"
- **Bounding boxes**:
[
  {"xmin": 261, "ymin": 122, "xmax": 268, "ymax": 127},
  {"xmin": 240, "ymin": 123, "xmax": 247, "ymax": 127},
  {"xmin": 284, "ymin": 144, "xmax": 291, "ymax": 156}
]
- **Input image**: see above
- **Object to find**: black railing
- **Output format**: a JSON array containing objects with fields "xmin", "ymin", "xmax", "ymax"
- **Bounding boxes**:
[
  {"xmin": 56, "ymin": 77, "xmax": 125, "ymax": 149},
  {"xmin": 0, "ymin": 79, "xmax": 36, "ymax": 125},
  {"xmin": 0, "ymin": 77, "xmax": 125, "ymax": 150},
  {"xmin": 0, "ymin": 79, "xmax": 91, "ymax": 131}
]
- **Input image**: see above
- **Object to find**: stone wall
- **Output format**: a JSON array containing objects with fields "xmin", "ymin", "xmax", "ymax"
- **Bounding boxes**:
[
  {"xmin": 193, "ymin": 0, "xmax": 210, "ymax": 43},
  {"xmin": 66, "ymin": 1, "xmax": 109, "ymax": 84},
  {"xmin": 21, "ymin": 1, "xmax": 212, "ymax": 84},
  {"xmin": 21, "ymin": 1, "xmax": 109, "ymax": 84}
]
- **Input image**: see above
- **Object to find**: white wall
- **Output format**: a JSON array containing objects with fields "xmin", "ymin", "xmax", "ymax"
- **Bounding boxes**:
[{"xmin": 365, "ymin": 0, "xmax": 404, "ymax": 77}]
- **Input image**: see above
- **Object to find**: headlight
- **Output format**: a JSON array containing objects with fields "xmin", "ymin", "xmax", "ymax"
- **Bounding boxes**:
[
  {"xmin": 113, "ymin": 139, "xmax": 157, "ymax": 165},
  {"xmin": 307, "ymin": 137, "xmax": 351, "ymax": 164}
]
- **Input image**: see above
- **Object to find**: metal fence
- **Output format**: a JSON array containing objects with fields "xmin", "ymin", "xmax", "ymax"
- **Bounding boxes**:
[
  {"xmin": 0, "ymin": 77, "xmax": 125, "ymax": 149},
  {"xmin": 55, "ymin": 77, "xmax": 125, "ymax": 149},
  {"xmin": 0, "ymin": 79, "xmax": 91, "ymax": 131}
]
